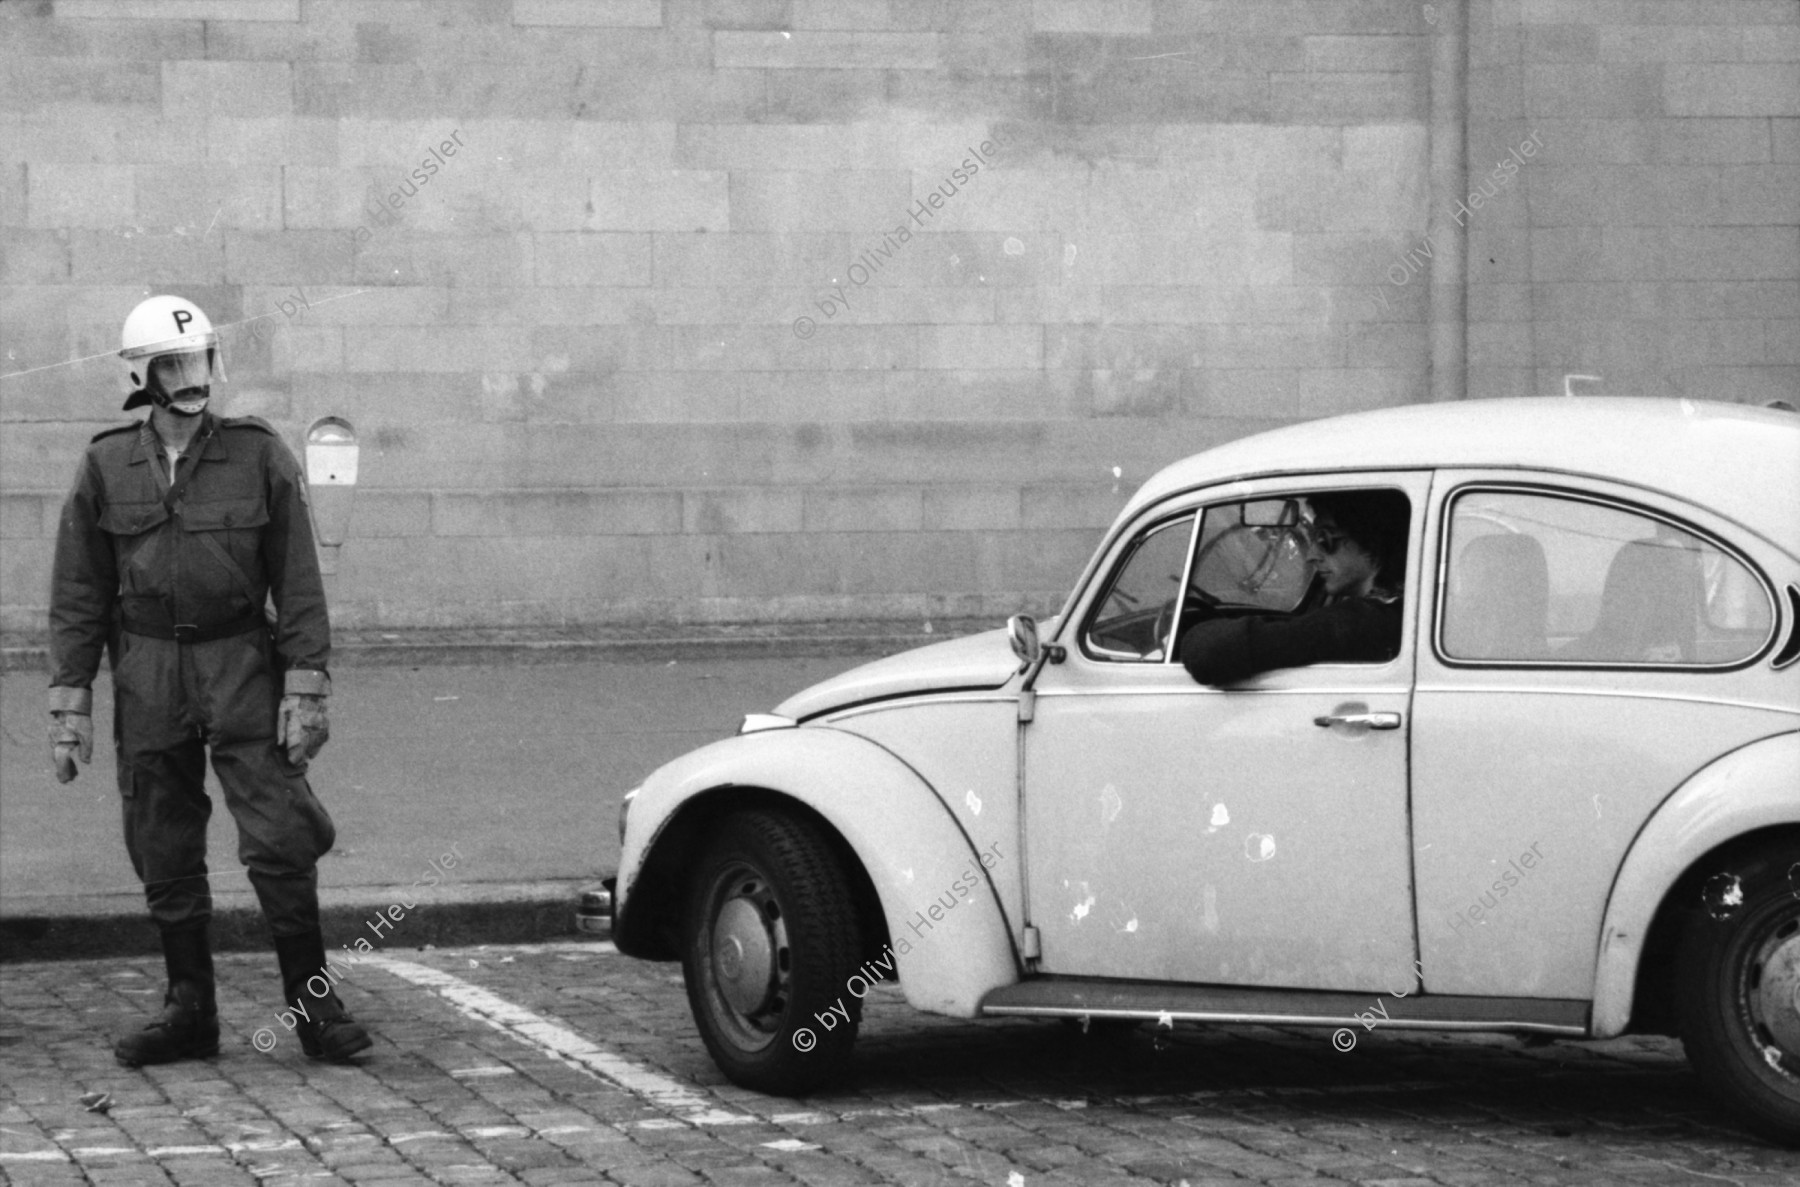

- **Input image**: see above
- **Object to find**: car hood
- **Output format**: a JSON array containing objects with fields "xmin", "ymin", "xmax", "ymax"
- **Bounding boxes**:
[{"xmin": 775, "ymin": 626, "xmax": 1023, "ymax": 720}]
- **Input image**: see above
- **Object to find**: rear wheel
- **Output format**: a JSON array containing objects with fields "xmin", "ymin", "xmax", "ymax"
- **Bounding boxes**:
[
  {"xmin": 680, "ymin": 810, "xmax": 864, "ymax": 1095},
  {"xmin": 1676, "ymin": 848, "xmax": 1800, "ymax": 1146}
]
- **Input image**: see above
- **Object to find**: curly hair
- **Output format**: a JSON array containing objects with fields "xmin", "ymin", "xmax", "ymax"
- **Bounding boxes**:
[{"xmin": 1308, "ymin": 490, "xmax": 1411, "ymax": 590}]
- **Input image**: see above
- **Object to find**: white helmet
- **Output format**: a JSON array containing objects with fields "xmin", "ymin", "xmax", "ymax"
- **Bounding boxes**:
[{"xmin": 119, "ymin": 295, "xmax": 225, "ymax": 411}]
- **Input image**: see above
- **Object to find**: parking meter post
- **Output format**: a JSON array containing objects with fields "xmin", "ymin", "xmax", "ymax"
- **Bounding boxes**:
[{"xmin": 304, "ymin": 417, "xmax": 358, "ymax": 578}]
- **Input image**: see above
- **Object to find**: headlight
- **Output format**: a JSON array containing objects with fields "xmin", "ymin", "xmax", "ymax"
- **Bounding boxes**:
[{"xmin": 619, "ymin": 785, "xmax": 640, "ymax": 845}]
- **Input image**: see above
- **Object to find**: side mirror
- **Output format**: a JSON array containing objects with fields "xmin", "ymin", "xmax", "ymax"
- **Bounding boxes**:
[
  {"xmin": 1008, "ymin": 614, "xmax": 1065, "ymax": 675},
  {"xmin": 1007, "ymin": 613, "xmax": 1040, "ymax": 671}
]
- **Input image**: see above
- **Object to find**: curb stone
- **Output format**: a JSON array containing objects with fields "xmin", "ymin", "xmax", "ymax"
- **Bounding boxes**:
[
  {"xmin": 0, "ymin": 880, "xmax": 596, "ymax": 963},
  {"xmin": 1, "ymin": 617, "xmax": 1005, "ymax": 671}
]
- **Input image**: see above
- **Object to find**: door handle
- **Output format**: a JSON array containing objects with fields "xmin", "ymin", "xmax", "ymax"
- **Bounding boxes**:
[{"xmin": 1313, "ymin": 711, "xmax": 1402, "ymax": 730}]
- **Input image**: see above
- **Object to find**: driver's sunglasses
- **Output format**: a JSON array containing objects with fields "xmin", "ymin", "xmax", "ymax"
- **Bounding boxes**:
[{"xmin": 1300, "ymin": 521, "xmax": 1348, "ymax": 555}]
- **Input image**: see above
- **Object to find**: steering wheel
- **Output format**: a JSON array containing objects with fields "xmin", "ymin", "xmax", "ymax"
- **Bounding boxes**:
[{"xmin": 1152, "ymin": 586, "xmax": 1219, "ymax": 656}]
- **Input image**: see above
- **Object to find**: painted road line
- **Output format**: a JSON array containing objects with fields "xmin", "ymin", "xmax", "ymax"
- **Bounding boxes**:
[
  {"xmin": 472, "ymin": 941, "xmax": 617, "ymax": 956},
  {"xmin": 6, "ymin": 1121, "xmax": 558, "ymax": 1168},
  {"xmin": 359, "ymin": 953, "xmax": 751, "ymax": 1127}
]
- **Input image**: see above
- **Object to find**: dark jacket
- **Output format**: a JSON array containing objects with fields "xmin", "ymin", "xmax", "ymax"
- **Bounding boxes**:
[
  {"xmin": 49, "ymin": 413, "xmax": 329, "ymax": 690},
  {"xmin": 1179, "ymin": 594, "xmax": 1401, "ymax": 685}
]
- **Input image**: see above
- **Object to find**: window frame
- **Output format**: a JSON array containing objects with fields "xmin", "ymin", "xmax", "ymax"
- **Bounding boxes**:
[
  {"xmin": 1432, "ymin": 482, "xmax": 1780, "ymax": 673},
  {"xmin": 1078, "ymin": 510, "xmax": 1202, "ymax": 664},
  {"xmin": 1077, "ymin": 484, "xmax": 1414, "ymax": 668}
]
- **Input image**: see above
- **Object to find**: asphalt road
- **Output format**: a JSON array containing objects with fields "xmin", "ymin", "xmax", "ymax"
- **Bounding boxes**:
[
  {"xmin": 0, "ymin": 655, "xmax": 859, "ymax": 915},
  {"xmin": 4, "ymin": 939, "xmax": 1798, "ymax": 1186}
]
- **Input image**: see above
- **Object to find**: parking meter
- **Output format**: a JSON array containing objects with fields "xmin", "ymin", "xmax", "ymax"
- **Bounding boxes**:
[{"xmin": 304, "ymin": 417, "xmax": 358, "ymax": 575}]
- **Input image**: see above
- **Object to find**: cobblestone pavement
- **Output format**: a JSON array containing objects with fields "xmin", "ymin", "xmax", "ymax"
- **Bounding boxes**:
[{"xmin": 4, "ymin": 941, "xmax": 1797, "ymax": 1186}]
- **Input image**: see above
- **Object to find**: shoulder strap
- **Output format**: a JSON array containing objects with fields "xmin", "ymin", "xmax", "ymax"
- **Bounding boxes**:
[
  {"xmin": 218, "ymin": 415, "xmax": 279, "ymax": 437},
  {"xmin": 89, "ymin": 421, "xmax": 139, "ymax": 444}
]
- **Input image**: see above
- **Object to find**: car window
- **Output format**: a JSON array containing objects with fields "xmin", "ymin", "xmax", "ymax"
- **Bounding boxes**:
[
  {"xmin": 1083, "ymin": 513, "xmax": 1196, "ymax": 661},
  {"xmin": 1441, "ymin": 490, "xmax": 1773, "ymax": 665}
]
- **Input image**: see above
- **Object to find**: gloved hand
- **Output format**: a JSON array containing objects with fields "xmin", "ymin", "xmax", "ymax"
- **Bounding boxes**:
[
  {"xmin": 48, "ymin": 687, "xmax": 94, "ymax": 784},
  {"xmin": 278, "ymin": 694, "xmax": 330, "ymax": 765}
]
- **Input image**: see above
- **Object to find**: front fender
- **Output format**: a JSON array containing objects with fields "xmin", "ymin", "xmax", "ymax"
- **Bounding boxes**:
[
  {"xmin": 1591, "ymin": 731, "xmax": 1800, "ymax": 1038},
  {"xmin": 616, "ymin": 726, "xmax": 1020, "ymax": 1018}
]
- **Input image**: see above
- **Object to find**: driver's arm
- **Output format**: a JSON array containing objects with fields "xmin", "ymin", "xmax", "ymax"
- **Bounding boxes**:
[{"xmin": 1180, "ymin": 598, "xmax": 1400, "ymax": 685}]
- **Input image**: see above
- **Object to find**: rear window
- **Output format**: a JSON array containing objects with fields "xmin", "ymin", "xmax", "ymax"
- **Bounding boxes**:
[{"xmin": 1440, "ymin": 490, "xmax": 1774, "ymax": 666}]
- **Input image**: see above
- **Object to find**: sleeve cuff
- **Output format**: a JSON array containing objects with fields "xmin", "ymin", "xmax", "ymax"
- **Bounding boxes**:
[
  {"xmin": 284, "ymin": 670, "xmax": 331, "ymax": 697},
  {"xmin": 48, "ymin": 686, "xmax": 93, "ymax": 714}
]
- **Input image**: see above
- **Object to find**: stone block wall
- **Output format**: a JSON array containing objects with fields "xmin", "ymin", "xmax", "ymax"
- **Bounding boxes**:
[
  {"xmin": 1463, "ymin": 0, "xmax": 1798, "ymax": 402},
  {"xmin": 1, "ymin": 0, "xmax": 1792, "ymax": 633}
]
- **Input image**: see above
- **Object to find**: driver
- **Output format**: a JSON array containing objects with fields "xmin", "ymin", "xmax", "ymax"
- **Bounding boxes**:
[{"xmin": 1179, "ymin": 490, "xmax": 1409, "ymax": 685}]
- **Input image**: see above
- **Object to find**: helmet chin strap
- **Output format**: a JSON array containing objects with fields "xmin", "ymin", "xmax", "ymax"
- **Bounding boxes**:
[{"xmin": 152, "ymin": 384, "xmax": 210, "ymax": 417}]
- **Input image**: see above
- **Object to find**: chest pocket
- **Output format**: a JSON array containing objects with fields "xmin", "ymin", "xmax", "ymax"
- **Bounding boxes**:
[
  {"xmin": 98, "ymin": 501, "xmax": 172, "ymax": 594},
  {"xmin": 178, "ymin": 497, "xmax": 270, "ymax": 603},
  {"xmin": 98, "ymin": 501, "xmax": 171, "ymax": 537}
]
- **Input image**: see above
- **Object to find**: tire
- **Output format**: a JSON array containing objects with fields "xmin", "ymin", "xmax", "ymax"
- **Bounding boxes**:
[
  {"xmin": 1675, "ymin": 846, "xmax": 1800, "ymax": 1146},
  {"xmin": 680, "ymin": 809, "xmax": 864, "ymax": 1095}
]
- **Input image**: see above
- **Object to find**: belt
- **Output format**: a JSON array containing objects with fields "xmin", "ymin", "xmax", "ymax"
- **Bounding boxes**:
[{"xmin": 120, "ymin": 603, "xmax": 267, "ymax": 644}]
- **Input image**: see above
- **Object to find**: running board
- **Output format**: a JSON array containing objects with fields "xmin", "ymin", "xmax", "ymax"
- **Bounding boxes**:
[{"xmin": 981, "ymin": 978, "xmax": 1589, "ymax": 1036}]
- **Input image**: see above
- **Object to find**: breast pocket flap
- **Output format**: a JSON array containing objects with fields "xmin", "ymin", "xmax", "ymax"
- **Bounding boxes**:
[
  {"xmin": 180, "ymin": 498, "xmax": 270, "ymax": 532},
  {"xmin": 97, "ymin": 502, "xmax": 170, "ymax": 536}
]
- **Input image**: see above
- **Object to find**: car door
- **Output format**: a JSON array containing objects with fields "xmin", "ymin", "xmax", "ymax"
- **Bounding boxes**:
[
  {"xmin": 1023, "ymin": 471, "xmax": 1430, "ymax": 992},
  {"xmin": 1411, "ymin": 473, "xmax": 1787, "ymax": 998}
]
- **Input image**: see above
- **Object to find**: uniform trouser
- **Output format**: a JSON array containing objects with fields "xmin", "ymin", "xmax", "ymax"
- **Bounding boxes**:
[{"xmin": 112, "ymin": 627, "xmax": 336, "ymax": 937}]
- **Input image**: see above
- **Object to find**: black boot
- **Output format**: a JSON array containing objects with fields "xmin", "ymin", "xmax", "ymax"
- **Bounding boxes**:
[
  {"xmin": 115, "ymin": 923, "xmax": 220, "ymax": 1066},
  {"xmin": 273, "ymin": 931, "xmax": 372, "ymax": 1062}
]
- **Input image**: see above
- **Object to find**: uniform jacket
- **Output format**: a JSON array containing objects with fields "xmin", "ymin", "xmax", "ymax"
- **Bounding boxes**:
[
  {"xmin": 1179, "ymin": 593, "xmax": 1402, "ymax": 686},
  {"xmin": 49, "ymin": 413, "xmax": 329, "ymax": 690}
]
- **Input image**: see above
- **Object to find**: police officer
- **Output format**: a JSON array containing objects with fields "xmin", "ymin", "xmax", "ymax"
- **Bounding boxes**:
[{"xmin": 48, "ymin": 295, "xmax": 372, "ymax": 1065}]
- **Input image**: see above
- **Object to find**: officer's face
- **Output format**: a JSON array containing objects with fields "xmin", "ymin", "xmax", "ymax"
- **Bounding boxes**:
[{"xmin": 148, "ymin": 352, "xmax": 211, "ymax": 415}]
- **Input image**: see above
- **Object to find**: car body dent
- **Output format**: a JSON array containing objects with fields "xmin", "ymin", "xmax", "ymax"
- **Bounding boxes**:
[
  {"xmin": 616, "ymin": 725, "xmax": 1020, "ymax": 1018},
  {"xmin": 775, "ymin": 627, "xmax": 1022, "ymax": 722},
  {"xmin": 1590, "ymin": 730, "xmax": 1800, "ymax": 1038}
]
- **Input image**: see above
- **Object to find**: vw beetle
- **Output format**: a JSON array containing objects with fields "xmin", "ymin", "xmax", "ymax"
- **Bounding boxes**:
[{"xmin": 586, "ymin": 397, "xmax": 1800, "ymax": 1144}]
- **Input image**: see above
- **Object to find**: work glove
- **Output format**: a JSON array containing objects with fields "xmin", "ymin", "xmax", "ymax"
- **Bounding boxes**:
[
  {"xmin": 278, "ymin": 694, "xmax": 330, "ymax": 765},
  {"xmin": 47, "ymin": 687, "xmax": 94, "ymax": 784},
  {"xmin": 278, "ymin": 669, "xmax": 332, "ymax": 765}
]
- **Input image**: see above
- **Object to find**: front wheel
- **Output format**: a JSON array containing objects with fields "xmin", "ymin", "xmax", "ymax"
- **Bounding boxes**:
[
  {"xmin": 1676, "ymin": 847, "xmax": 1800, "ymax": 1146},
  {"xmin": 681, "ymin": 810, "xmax": 864, "ymax": 1095}
]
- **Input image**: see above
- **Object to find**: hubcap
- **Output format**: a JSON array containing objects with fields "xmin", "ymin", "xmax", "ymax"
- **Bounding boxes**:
[
  {"xmin": 1751, "ymin": 917, "xmax": 1800, "ymax": 1064},
  {"xmin": 713, "ymin": 897, "xmax": 774, "ymax": 1016}
]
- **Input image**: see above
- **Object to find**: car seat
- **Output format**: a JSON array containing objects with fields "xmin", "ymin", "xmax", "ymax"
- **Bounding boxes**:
[
  {"xmin": 1564, "ymin": 537, "xmax": 1700, "ymax": 662},
  {"xmin": 1444, "ymin": 533, "xmax": 1549, "ymax": 660}
]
